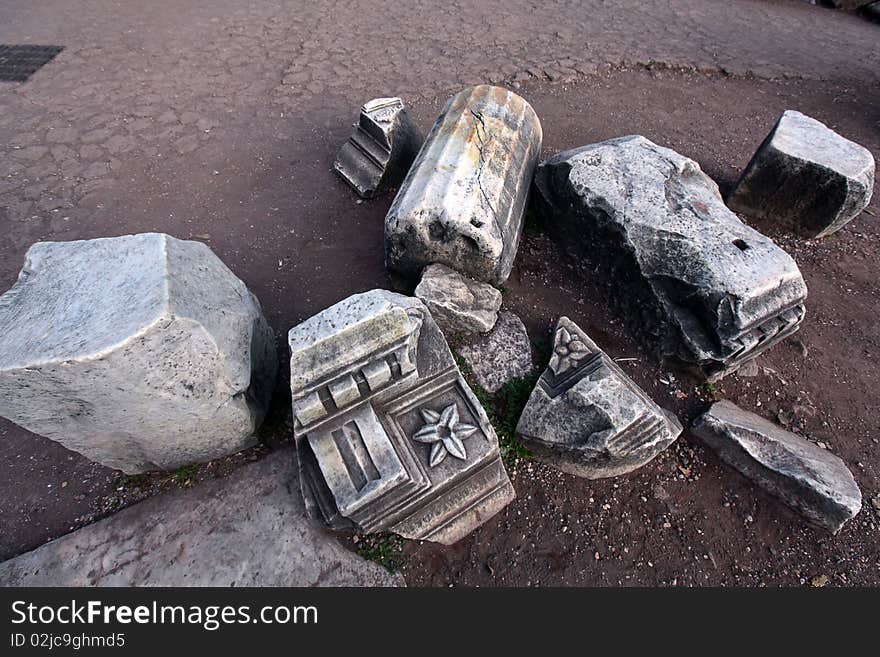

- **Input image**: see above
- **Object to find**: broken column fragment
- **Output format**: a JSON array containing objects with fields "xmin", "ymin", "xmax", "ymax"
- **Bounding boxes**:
[
  {"xmin": 692, "ymin": 400, "xmax": 862, "ymax": 533},
  {"xmin": 414, "ymin": 263, "xmax": 502, "ymax": 334},
  {"xmin": 534, "ymin": 135, "xmax": 808, "ymax": 380},
  {"xmin": 288, "ymin": 289, "xmax": 514, "ymax": 545},
  {"xmin": 333, "ymin": 97, "xmax": 424, "ymax": 198},
  {"xmin": 385, "ymin": 85, "xmax": 543, "ymax": 285},
  {"xmin": 0, "ymin": 233, "xmax": 278, "ymax": 474},
  {"xmin": 727, "ymin": 110, "xmax": 875, "ymax": 238},
  {"xmin": 516, "ymin": 317, "xmax": 682, "ymax": 479}
]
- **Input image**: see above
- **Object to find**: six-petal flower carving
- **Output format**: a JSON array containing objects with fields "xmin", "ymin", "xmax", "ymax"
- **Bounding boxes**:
[
  {"xmin": 549, "ymin": 326, "xmax": 591, "ymax": 375},
  {"xmin": 412, "ymin": 403, "xmax": 478, "ymax": 467}
]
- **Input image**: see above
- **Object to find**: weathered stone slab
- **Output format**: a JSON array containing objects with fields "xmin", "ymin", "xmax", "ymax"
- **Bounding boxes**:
[
  {"xmin": 288, "ymin": 289, "xmax": 514, "ymax": 545},
  {"xmin": 516, "ymin": 317, "xmax": 682, "ymax": 479},
  {"xmin": 534, "ymin": 135, "xmax": 808, "ymax": 380},
  {"xmin": 385, "ymin": 85, "xmax": 543, "ymax": 285},
  {"xmin": 728, "ymin": 110, "xmax": 875, "ymax": 238},
  {"xmin": 334, "ymin": 97, "xmax": 424, "ymax": 198},
  {"xmin": 0, "ymin": 449, "xmax": 403, "ymax": 586},
  {"xmin": 692, "ymin": 400, "xmax": 862, "ymax": 533},
  {"xmin": 414, "ymin": 263, "xmax": 502, "ymax": 334},
  {"xmin": 455, "ymin": 311, "xmax": 534, "ymax": 393},
  {"xmin": 0, "ymin": 233, "xmax": 278, "ymax": 474}
]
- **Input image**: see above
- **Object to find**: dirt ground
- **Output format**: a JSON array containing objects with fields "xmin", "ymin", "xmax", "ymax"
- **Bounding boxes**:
[{"xmin": 1, "ymin": 2, "xmax": 879, "ymax": 586}]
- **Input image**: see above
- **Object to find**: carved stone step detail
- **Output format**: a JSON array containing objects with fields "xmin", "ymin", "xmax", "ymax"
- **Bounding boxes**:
[
  {"xmin": 334, "ymin": 97, "xmax": 424, "ymax": 198},
  {"xmin": 516, "ymin": 316, "xmax": 682, "ymax": 479},
  {"xmin": 288, "ymin": 289, "xmax": 514, "ymax": 544}
]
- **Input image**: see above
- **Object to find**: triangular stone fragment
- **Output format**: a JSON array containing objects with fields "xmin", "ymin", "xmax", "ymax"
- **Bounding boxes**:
[{"xmin": 516, "ymin": 317, "xmax": 682, "ymax": 479}]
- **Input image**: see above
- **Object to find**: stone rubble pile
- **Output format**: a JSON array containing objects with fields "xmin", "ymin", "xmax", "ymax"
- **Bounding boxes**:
[{"xmin": 1, "ymin": 85, "xmax": 874, "ymax": 580}]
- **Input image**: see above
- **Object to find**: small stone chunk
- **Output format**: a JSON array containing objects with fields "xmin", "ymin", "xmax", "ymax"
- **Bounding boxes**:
[
  {"xmin": 288, "ymin": 289, "xmax": 514, "ymax": 545},
  {"xmin": 692, "ymin": 400, "xmax": 862, "ymax": 533},
  {"xmin": 534, "ymin": 135, "xmax": 808, "ymax": 380},
  {"xmin": 334, "ymin": 97, "xmax": 424, "ymax": 198},
  {"xmin": 516, "ymin": 317, "xmax": 682, "ymax": 479},
  {"xmin": 728, "ymin": 110, "xmax": 875, "ymax": 238},
  {"xmin": 0, "ymin": 233, "xmax": 278, "ymax": 474},
  {"xmin": 385, "ymin": 85, "xmax": 543, "ymax": 284},
  {"xmin": 455, "ymin": 311, "xmax": 534, "ymax": 393},
  {"xmin": 414, "ymin": 263, "xmax": 502, "ymax": 334}
]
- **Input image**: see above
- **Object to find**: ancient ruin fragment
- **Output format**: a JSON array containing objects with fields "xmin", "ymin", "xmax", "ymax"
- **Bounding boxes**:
[
  {"xmin": 288, "ymin": 289, "xmax": 514, "ymax": 544},
  {"xmin": 414, "ymin": 263, "xmax": 502, "ymax": 334},
  {"xmin": 516, "ymin": 317, "xmax": 682, "ymax": 479},
  {"xmin": 692, "ymin": 400, "xmax": 862, "ymax": 533},
  {"xmin": 0, "ymin": 234, "xmax": 278, "ymax": 474},
  {"xmin": 385, "ymin": 85, "xmax": 543, "ymax": 285},
  {"xmin": 727, "ymin": 110, "xmax": 875, "ymax": 238},
  {"xmin": 334, "ymin": 97, "xmax": 424, "ymax": 198},
  {"xmin": 534, "ymin": 135, "xmax": 808, "ymax": 380}
]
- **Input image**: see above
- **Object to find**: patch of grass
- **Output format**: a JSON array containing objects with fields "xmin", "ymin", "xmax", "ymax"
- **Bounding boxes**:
[
  {"xmin": 356, "ymin": 533, "xmax": 407, "ymax": 573},
  {"xmin": 171, "ymin": 464, "xmax": 198, "ymax": 483},
  {"xmin": 455, "ymin": 352, "xmax": 536, "ymax": 467},
  {"xmin": 123, "ymin": 474, "xmax": 150, "ymax": 488},
  {"xmin": 701, "ymin": 382, "xmax": 719, "ymax": 400}
]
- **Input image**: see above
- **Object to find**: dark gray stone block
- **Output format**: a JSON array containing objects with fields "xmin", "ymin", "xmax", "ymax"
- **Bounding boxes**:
[
  {"xmin": 534, "ymin": 135, "xmax": 808, "ymax": 380},
  {"xmin": 728, "ymin": 110, "xmax": 875, "ymax": 238}
]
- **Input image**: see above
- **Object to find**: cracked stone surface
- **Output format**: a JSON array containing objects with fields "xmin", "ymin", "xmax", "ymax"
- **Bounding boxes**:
[
  {"xmin": 728, "ymin": 110, "xmax": 875, "ymax": 238},
  {"xmin": 692, "ymin": 400, "xmax": 862, "ymax": 533},
  {"xmin": 415, "ymin": 263, "xmax": 502, "ymax": 334},
  {"xmin": 0, "ymin": 448, "xmax": 404, "ymax": 586},
  {"xmin": 534, "ymin": 135, "xmax": 808, "ymax": 380},
  {"xmin": 0, "ymin": 233, "xmax": 278, "ymax": 474},
  {"xmin": 385, "ymin": 85, "xmax": 542, "ymax": 284},
  {"xmin": 517, "ymin": 317, "xmax": 682, "ymax": 479},
  {"xmin": 455, "ymin": 311, "xmax": 534, "ymax": 393}
]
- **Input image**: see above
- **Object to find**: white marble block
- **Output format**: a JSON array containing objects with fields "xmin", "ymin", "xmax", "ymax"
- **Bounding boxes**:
[{"xmin": 0, "ymin": 233, "xmax": 278, "ymax": 474}]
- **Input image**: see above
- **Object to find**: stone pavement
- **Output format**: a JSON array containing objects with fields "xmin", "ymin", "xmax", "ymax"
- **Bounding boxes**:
[
  {"xmin": 0, "ymin": 0, "xmax": 877, "ymax": 247},
  {"xmin": 0, "ymin": 448, "xmax": 403, "ymax": 586}
]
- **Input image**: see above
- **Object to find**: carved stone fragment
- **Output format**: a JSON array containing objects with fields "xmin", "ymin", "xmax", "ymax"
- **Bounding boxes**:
[
  {"xmin": 385, "ymin": 85, "xmax": 543, "ymax": 284},
  {"xmin": 692, "ymin": 400, "xmax": 862, "ymax": 533},
  {"xmin": 334, "ymin": 97, "xmax": 424, "ymax": 198},
  {"xmin": 516, "ymin": 317, "xmax": 682, "ymax": 479},
  {"xmin": 288, "ymin": 289, "xmax": 514, "ymax": 545},
  {"xmin": 415, "ymin": 263, "xmax": 502, "ymax": 334},
  {"xmin": 0, "ymin": 233, "xmax": 278, "ymax": 474},
  {"xmin": 727, "ymin": 110, "xmax": 875, "ymax": 238},
  {"xmin": 534, "ymin": 135, "xmax": 808, "ymax": 380}
]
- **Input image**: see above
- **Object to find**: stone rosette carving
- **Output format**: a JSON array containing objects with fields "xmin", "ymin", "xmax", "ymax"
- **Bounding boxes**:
[{"xmin": 287, "ymin": 289, "xmax": 514, "ymax": 545}]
